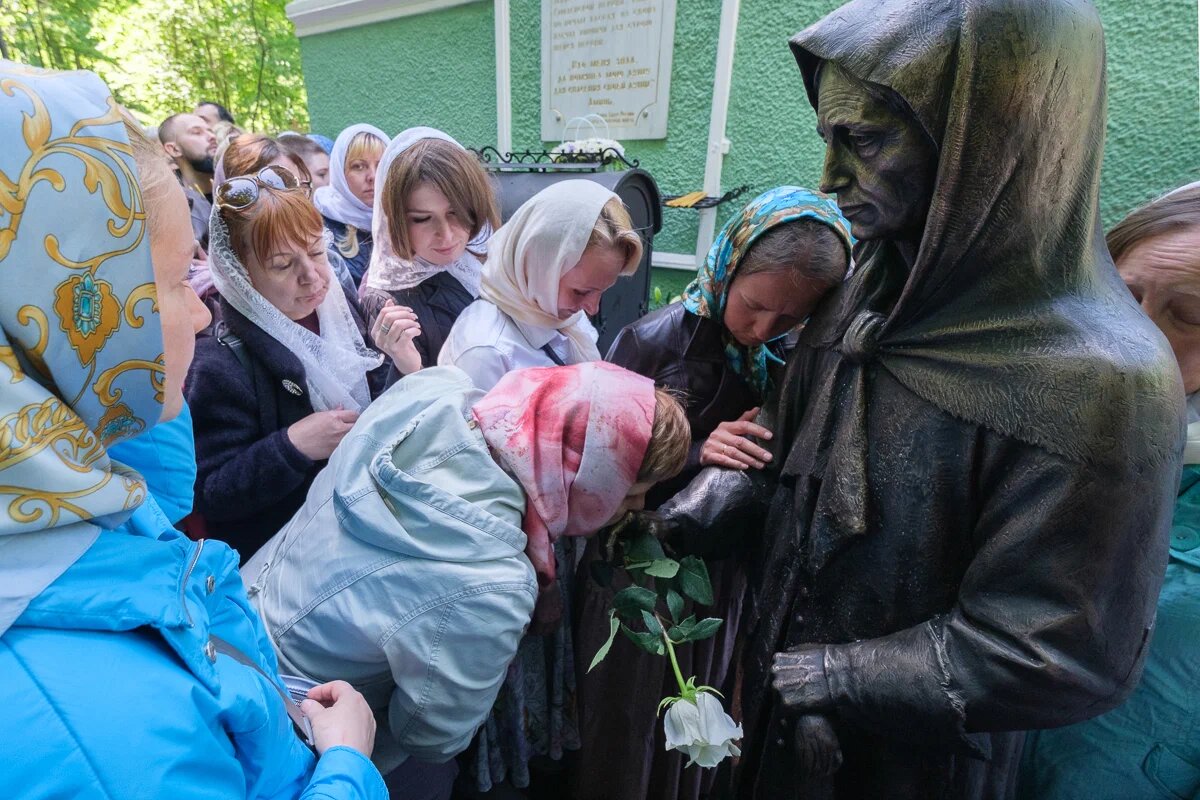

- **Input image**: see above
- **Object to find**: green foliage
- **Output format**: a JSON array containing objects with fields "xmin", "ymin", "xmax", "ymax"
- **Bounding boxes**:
[
  {"xmin": 589, "ymin": 530, "xmax": 721, "ymax": 666},
  {"xmin": 0, "ymin": 0, "xmax": 308, "ymax": 131},
  {"xmin": 586, "ymin": 612, "xmax": 620, "ymax": 673},
  {"xmin": 677, "ymin": 555, "xmax": 714, "ymax": 605},
  {"xmin": 611, "ymin": 585, "xmax": 658, "ymax": 620},
  {"xmin": 620, "ymin": 623, "xmax": 665, "ymax": 656}
]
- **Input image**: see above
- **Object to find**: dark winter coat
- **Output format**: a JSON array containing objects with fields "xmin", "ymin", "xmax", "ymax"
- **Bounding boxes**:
[{"xmin": 186, "ymin": 292, "xmax": 383, "ymax": 562}]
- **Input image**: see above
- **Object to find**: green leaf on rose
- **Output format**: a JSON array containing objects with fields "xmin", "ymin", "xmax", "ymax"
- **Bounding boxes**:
[
  {"xmin": 666, "ymin": 588, "xmax": 684, "ymax": 624},
  {"xmin": 641, "ymin": 610, "xmax": 663, "ymax": 637},
  {"xmin": 644, "ymin": 558, "xmax": 680, "ymax": 579},
  {"xmin": 625, "ymin": 532, "xmax": 666, "ymax": 564},
  {"xmin": 612, "ymin": 585, "xmax": 658, "ymax": 620},
  {"xmin": 685, "ymin": 617, "xmax": 723, "ymax": 642},
  {"xmin": 678, "ymin": 555, "xmax": 714, "ymax": 605},
  {"xmin": 588, "ymin": 612, "xmax": 621, "ymax": 672},
  {"xmin": 620, "ymin": 623, "xmax": 665, "ymax": 655},
  {"xmin": 667, "ymin": 614, "xmax": 697, "ymax": 642}
]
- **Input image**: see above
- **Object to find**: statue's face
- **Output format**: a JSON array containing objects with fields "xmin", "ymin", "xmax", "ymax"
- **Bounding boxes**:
[{"xmin": 816, "ymin": 63, "xmax": 938, "ymax": 243}]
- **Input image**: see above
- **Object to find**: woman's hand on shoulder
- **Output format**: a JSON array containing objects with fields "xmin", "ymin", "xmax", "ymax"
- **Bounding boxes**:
[
  {"xmin": 301, "ymin": 680, "xmax": 376, "ymax": 758},
  {"xmin": 287, "ymin": 408, "xmax": 359, "ymax": 461},
  {"xmin": 372, "ymin": 300, "xmax": 423, "ymax": 376},
  {"xmin": 700, "ymin": 407, "xmax": 774, "ymax": 470}
]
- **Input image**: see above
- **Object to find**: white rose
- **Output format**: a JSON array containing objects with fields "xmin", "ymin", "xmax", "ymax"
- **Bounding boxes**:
[{"xmin": 663, "ymin": 691, "xmax": 743, "ymax": 768}]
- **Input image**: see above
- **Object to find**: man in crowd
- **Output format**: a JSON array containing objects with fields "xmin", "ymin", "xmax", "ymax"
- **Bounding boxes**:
[
  {"xmin": 195, "ymin": 100, "xmax": 236, "ymax": 128},
  {"xmin": 159, "ymin": 112, "xmax": 217, "ymax": 248}
]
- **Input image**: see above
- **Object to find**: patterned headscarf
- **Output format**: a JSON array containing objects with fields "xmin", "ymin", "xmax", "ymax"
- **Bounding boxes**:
[
  {"xmin": 682, "ymin": 186, "xmax": 852, "ymax": 397},
  {"xmin": 0, "ymin": 63, "xmax": 166, "ymax": 635},
  {"xmin": 472, "ymin": 362, "xmax": 656, "ymax": 587}
]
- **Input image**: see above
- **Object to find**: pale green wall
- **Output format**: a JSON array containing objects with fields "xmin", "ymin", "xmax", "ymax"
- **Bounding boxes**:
[
  {"xmin": 299, "ymin": 1, "xmax": 498, "ymax": 146},
  {"xmin": 298, "ymin": 0, "xmax": 1199, "ymax": 278}
]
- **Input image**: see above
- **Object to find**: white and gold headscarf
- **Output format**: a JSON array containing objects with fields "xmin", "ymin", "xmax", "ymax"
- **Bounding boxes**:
[{"xmin": 0, "ymin": 63, "xmax": 166, "ymax": 634}]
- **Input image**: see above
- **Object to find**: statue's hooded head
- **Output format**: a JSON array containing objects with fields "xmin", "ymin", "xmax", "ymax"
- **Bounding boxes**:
[
  {"xmin": 794, "ymin": 0, "xmax": 1112, "ymax": 303},
  {"xmin": 785, "ymin": 0, "xmax": 1184, "ymax": 474},
  {"xmin": 811, "ymin": 62, "xmax": 937, "ymax": 247}
]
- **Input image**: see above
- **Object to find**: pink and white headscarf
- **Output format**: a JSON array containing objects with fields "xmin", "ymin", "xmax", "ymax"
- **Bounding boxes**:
[{"xmin": 472, "ymin": 362, "xmax": 657, "ymax": 586}]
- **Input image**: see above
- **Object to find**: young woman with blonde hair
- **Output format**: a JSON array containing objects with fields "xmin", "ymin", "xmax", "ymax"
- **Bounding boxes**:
[
  {"xmin": 439, "ymin": 180, "xmax": 643, "ymax": 390},
  {"xmin": 314, "ymin": 124, "xmax": 388, "ymax": 286}
]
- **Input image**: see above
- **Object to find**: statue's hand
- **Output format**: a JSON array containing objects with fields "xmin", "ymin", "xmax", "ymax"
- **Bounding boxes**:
[
  {"xmin": 794, "ymin": 713, "xmax": 843, "ymax": 777},
  {"xmin": 771, "ymin": 647, "xmax": 834, "ymax": 712},
  {"xmin": 618, "ymin": 509, "xmax": 672, "ymax": 542}
]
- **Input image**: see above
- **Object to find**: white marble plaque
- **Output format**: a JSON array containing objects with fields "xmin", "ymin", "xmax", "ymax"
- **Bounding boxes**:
[{"xmin": 541, "ymin": 0, "xmax": 677, "ymax": 141}]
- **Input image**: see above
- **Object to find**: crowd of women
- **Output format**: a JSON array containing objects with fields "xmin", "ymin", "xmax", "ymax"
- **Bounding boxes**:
[{"xmin": 0, "ymin": 34, "xmax": 1197, "ymax": 800}]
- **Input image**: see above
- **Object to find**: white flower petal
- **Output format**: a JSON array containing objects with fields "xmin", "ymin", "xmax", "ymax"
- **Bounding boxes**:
[{"xmin": 662, "ymin": 692, "xmax": 744, "ymax": 769}]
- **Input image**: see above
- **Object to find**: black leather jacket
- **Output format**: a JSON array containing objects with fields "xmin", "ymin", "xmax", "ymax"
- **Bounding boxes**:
[{"xmin": 606, "ymin": 302, "xmax": 761, "ymax": 508}]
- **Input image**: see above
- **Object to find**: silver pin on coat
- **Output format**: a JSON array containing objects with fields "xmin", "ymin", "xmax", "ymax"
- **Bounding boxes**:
[{"xmin": 282, "ymin": 379, "xmax": 303, "ymax": 396}]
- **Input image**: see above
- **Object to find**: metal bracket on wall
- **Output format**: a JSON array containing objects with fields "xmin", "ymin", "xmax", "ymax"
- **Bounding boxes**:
[
  {"xmin": 469, "ymin": 146, "xmax": 641, "ymax": 173},
  {"xmin": 662, "ymin": 185, "xmax": 750, "ymax": 210}
]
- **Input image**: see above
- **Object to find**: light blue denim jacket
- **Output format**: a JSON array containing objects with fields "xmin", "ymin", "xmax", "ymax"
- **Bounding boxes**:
[{"xmin": 242, "ymin": 367, "xmax": 538, "ymax": 770}]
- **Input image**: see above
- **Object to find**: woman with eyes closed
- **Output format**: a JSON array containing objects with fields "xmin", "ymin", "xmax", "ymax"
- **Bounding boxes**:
[
  {"xmin": 186, "ymin": 167, "xmax": 420, "ymax": 561},
  {"xmin": 358, "ymin": 127, "xmax": 500, "ymax": 385},
  {"xmin": 572, "ymin": 186, "xmax": 853, "ymax": 800}
]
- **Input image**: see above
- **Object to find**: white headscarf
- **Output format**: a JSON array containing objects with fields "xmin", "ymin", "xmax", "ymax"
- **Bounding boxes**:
[
  {"xmin": 312, "ymin": 123, "xmax": 388, "ymax": 230},
  {"xmin": 481, "ymin": 180, "xmax": 626, "ymax": 363},
  {"xmin": 363, "ymin": 126, "xmax": 492, "ymax": 297},
  {"xmin": 208, "ymin": 204, "xmax": 383, "ymax": 413}
]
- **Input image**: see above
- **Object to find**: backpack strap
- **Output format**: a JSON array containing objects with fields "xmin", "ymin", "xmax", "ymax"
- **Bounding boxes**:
[{"xmin": 215, "ymin": 321, "xmax": 252, "ymax": 377}]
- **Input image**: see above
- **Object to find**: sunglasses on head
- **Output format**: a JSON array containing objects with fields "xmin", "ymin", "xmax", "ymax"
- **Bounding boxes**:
[{"xmin": 215, "ymin": 165, "xmax": 311, "ymax": 210}]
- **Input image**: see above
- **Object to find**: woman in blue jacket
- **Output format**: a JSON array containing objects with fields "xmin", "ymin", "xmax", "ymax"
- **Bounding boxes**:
[{"xmin": 0, "ymin": 63, "xmax": 385, "ymax": 800}]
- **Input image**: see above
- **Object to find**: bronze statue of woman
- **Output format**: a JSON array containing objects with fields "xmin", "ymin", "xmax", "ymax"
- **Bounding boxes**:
[{"xmin": 649, "ymin": 0, "xmax": 1186, "ymax": 796}]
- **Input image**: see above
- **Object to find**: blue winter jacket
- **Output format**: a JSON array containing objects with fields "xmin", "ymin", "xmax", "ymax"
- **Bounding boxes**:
[
  {"xmin": 0, "ymin": 432, "xmax": 386, "ymax": 799},
  {"xmin": 106, "ymin": 400, "xmax": 198, "ymax": 525}
]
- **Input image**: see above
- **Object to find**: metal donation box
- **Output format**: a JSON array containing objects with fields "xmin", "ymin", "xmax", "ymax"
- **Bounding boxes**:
[{"xmin": 477, "ymin": 150, "xmax": 663, "ymax": 355}]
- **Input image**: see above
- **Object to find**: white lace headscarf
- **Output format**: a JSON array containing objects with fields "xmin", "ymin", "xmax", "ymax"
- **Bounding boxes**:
[
  {"xmin": 363, "ymin": 127, "xmax": 493, "ymax": 297},
  {"xmin": 481, "ymin": 180, "xmax": 628, "ymax": 363},
  {"xmin": 312, "ymin": 123, "xmax": 388, "ymax": 230},
  {"xmin": 208, "ymin": 202, "xmax": 383, "ymax": 413}
]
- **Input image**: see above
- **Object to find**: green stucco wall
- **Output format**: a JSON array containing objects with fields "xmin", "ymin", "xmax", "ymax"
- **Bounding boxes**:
[
  {"xmin": 298, "ymin": 1, "xmax": 498, "ymax": 147},
  {"xmin": 298, "ymin": 0, "xmax": 1199, "ymax": 276}
]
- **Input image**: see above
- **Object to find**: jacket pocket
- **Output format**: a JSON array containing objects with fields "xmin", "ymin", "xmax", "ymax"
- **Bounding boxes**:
[{"xmin": 1143, "ymin": 743, "xmax": 1200, "ymax": 800}]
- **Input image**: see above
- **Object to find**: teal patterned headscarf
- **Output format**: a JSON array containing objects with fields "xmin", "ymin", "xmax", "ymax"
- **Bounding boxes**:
[
  {"xmin": 0, "ymin": 63, "xmax": 165, "ymax": 634},
  {"xmin": 682, "ymin": 186, "xmax": 853, "ymax": 397}
]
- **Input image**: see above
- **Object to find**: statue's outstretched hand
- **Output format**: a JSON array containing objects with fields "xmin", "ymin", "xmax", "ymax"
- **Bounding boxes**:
[
  {"xmin": 794, "ymin": 713, "xmax": 843, "ymax": 777},
  {"xmin": 617, "ymin": 509, "xmax": 672, "ymax": 542}
]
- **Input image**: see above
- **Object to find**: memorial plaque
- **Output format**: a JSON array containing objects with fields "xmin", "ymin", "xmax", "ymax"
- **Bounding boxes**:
[{"xmin": 541, "ymin": 0, "xmax": 677, "ymax": 141}]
